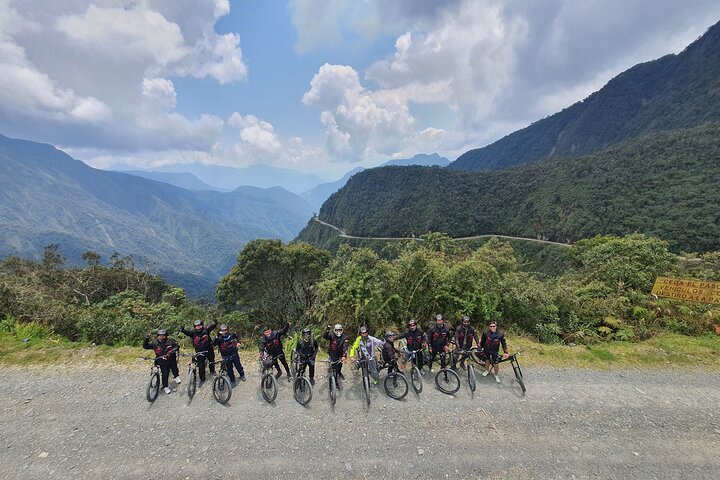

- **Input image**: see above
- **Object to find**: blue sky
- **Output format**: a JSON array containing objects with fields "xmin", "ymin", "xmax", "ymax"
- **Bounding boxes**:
[{"xmin": 1, "ymin": 0, "xmax": 719, "ymax": 180}]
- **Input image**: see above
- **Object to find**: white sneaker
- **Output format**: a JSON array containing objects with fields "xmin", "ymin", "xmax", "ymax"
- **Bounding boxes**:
[
  {"xmin": 163, "ymin": 387, "xmax": 172, "ymax": 394},
  {"xmin": 494, "ymin": 374, "xmax": 500, "ymax": 383},
  {"xmin": 174, "ymin": 376, "xmax": 182, "ymax": 384},
  {"xmin": 482, "ymin": 370, "xmax": 489, "ymax": 377}
]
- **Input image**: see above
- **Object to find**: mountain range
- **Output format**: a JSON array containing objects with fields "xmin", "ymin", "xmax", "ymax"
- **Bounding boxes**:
[{"xmin": 0, "ymin": 134, "xmax": 314, "ymax": 297}]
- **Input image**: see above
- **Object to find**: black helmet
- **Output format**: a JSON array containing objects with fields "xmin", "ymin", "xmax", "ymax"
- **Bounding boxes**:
[{"xmin": 384, "ymin": 331, "xmax": 395, "ymax": 340}]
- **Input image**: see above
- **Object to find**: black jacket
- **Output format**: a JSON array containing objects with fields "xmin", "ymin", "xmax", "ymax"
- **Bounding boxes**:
[
  {"xmin": 322, "ymin": 330, "xmax": 348, "ymax": 359},
  {"xmin": 428, "ymin": 324, "xmax": 452, "ymax": 350},
  {"xmin": 454, "ymin": 325, "xmax": 480, "ymax": 350},
  {"xmin": 213, "ymin": 332, "xmax": 240, "ymax": 359},
  {"xmin": 397, "ymin": 327, "xmax": 426, "ymax": 351},
  {"xmin": 296, "ymin": 338, "xmax": 319, "ymax": 359},
  {"xmin": 259, "ymin": 323, "xmax": 289, "ymax": 355},
  {"xmin": 143, "ymin": 336, "xmax": 179, "ymax": 362},
  {"xmin": 481, "ymin": 330, "xmax": 508, "ymax": 354},
  {"xmin": 180, "ymin": 323, "xmax": 216, "ymax": 352}
]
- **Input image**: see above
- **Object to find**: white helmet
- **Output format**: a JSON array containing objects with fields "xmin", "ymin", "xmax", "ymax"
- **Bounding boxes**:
[{"xmin": 334, "ymin": 323, "xmax": 343, "ymax": 337}]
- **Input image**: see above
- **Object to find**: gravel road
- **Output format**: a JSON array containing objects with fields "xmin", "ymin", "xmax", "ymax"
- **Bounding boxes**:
[{"xmin": 2, "ymin": 361, "xmax": 719, "ymax": 480}]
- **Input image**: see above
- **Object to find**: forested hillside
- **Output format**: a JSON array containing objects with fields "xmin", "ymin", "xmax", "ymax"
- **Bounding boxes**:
[
  {"xmin": 451, "ymin": 20, "xmax": 720, "ymax": 171},
  {"xmin": 302, "ymin": 123, "xmax": 720, "ymax": 253}
]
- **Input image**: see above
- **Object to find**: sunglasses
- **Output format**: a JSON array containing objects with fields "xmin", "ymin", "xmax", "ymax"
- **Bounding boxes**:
[
  {"xmin": 334, "ymin": 328, "xmax": 343, "ymax": 331},
  {"xmin": 489, "ymin": 325, "xmax": 497, "ymax": 328}
]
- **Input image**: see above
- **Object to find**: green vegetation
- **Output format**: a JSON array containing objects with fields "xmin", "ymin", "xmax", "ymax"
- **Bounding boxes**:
[
  {"xmin": 307, "ymin": 123, "xmax": 720, "ymax": 253},
  {"xmin": 451, "ymin": 21, "xmax": 720, "ymax": 170}
]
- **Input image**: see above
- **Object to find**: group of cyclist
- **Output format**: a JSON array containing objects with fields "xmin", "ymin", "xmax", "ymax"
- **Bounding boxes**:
[{"xmin": 143, "ymin": 314, "xmax": 509, "ymax": 395}]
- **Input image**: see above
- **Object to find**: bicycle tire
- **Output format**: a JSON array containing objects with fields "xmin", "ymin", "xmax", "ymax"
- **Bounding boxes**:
[
  {"xmin": 146, "ymin": 371, "xmax": 160, "ymax": 402},
  {"xmin": 383, "ymin": 372, "xmax": 409, "ymax": 400},
  {"xmin": 187, "ymin": 367, "xmax": 197, "ymax": 400},
  {"xmin": 290, "ymin": 350, "xmax": 298, "ymax": 376},
  {"xmin": 514, "ymin": 365, "xmax": 526, "ymax": 393},
  {"xmin": 261, "ymin": 373, "xmax": 278, "ymax": 403},
  {"xmin": 434, "ymin": 368, "xmax": 461, "ymax": 395},
  {"xmin": 213, "ymin": 374, "xmax": 232, "ymax": 404},
  {"xmin": 410, "ymin": 365, "xmax": 423, "ymax": 394},
  {"xmin": 362, "ymin": 372, "xmax": 371, "ymax": 406},
  {"xmin": 293, "ymin": 376, "xmax": 313, "ymax": 406},
  {"xmin": 329, "ymin": 374, "xmax": 337, "ymax": 406},
  {"xmin": 468, "ymin": 364, "xmax": 476, "ymax": 393}
]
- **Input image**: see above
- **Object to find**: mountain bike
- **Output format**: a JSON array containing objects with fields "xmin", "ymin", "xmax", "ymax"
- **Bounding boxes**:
[
  {"xmin": 181, "ymin": 351, "xmax": 208, "ymax": 400},
  {"xmin": 291, "ymin": 350, "xmax": 313, "ymax": 406},
  {"xmin": 322, "ymin": 358, "xmax": 343, "ymax": 407},
  {"xmin": 354, "ymin": 346, "xmax": 373, "ymax": 407},
  {"xmin": 259, "ymin": 352, "xmax": 281, "ymax": 403},
  {"xmin": 405, "ymin": 347, "xmax": 424, "ymax": 394},
  {"xmin": 455, "ymin": 348, "xmax": 480, "ymax": 393},
  {"xmin": 486, "ymin": 351, "xmax": 526, "ymax": 393},
  {"xmin": 140, "ymin": 356, "xmax": 162, "ymax": 402},
  {"xmin": 379, "ymin": 358, "xmax": 409, "ymax": 400},
  {"xmin": 209, "ymin": 360, "xmax": 232, "ymax": 404},
  {"xmin": 434, "ymin": 351, "xmax": 461, "ymax": 395}
]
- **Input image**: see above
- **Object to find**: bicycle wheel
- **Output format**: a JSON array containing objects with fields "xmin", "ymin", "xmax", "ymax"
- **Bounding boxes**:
[
  {"xmin": 383, "ymin": 372, "xmax": 409, "ymax": 400},
  {"xmin": 290, "ymin": 350, "xmax": 298, "ymax": 376},
  {"xmin": 514, "ymin": 365, "xmax": 526, "ymax": 393},
  {"xmin": 261, "ymin": 373, "xmax": 278, "ymax": 403},
  {"xmin": 293, "ymin": 376, "xmax": 313, "ymax": 406},
  {"xmin": 435, "ymin": 368, "xmax": 461, "ymax": 395},
  {"xmin": 468, "ymin": 364, "xmax": 476, "ymax": 393},
  {"xmin": 213, "ymin": 374, "xmax": 232, "ymax": 404},
  {"xmin": 187, "ymin": 367, "xmax": 197, "ymax": 400},
  {"xmin": 329, "ymin": 374, "xmax": 337, "ymax": 406},
  {"xmin": 410, "ymin": 365, "xmax": 423, "ymax": 394},
  {"xmin": 146, "ymin": 371, "xmax": 160, "ymax": 402},
  {"xmin": 362, "ymin": 373, "xmax": 371, "ymax": 406}
]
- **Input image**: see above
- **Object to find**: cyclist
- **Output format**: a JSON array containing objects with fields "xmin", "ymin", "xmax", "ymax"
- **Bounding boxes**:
[
  {"xmin": 295, "ymin": 327, "xmax": 319, "ymax": 385},
  {"xmin": 380, "ymin": 332, "xmax": 402, "ymax": 373},
  {"xmin": 481, "ymin": 321, "xmax": 509, "ymax": 383},
  {"xmin": 180, "ymin": 320, "xmax": 216, "ymax": 385},
  {"xmin": 213, "ymin": 324, "xmax": 246, "ymax": 387},
  {"xmin": 322, "ymin": 323, "xmax": 348, "ymax": 381},
  {"xmin": 426, "ymin": 314, "xmax": 452, "ymax": 372},
  {"xmin": 349, "ymin": 326, "xmax": 384, "ymax": 385},
  {"xmin": 259, "ymin": 321, "xmax": 292, "ymax": 381},
  {"xmin": 395, "ymin": 319, "xmax": 427, "ymax": 372},
  {"xmin": 143, "ymin": 329, "xmax": 181, "ymax": 394},
  {"xmin": 452, "ymin": 315, "xmax": 480, "ymax": 370}
]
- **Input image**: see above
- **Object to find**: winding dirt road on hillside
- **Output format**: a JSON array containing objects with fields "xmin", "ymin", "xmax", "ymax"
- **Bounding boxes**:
[{"xmin": 2, "ymin": 364, "xmax": 718, "ymax": 479}]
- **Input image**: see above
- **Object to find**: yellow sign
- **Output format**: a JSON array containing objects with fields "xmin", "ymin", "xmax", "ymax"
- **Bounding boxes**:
[{"xmin": 651, "ymin": 277, "xmax": 720, "ymax": 304}]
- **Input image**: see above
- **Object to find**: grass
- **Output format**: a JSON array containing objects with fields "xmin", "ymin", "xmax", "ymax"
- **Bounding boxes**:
[{"xmin": 1, "ymin": 330, "xmax": 719, "ymax": 371}]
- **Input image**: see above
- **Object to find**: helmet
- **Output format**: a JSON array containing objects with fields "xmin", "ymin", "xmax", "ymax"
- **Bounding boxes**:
[
  {"xmin": 462, "ymin": 315, "xmax": 470, "ymax": 322},
  {"xmin": 359, "ymin": 325, "xmax": 368, "ymax": 334},
  {"xmin": 436, "ymin": 314, "xmax": 443, "ymax": 321},
  {"xmin": 193, "ymin": 320, "xmax": 204, "ymax": 331},
  {"xmin": 302, "ymin": 327, "xmax": 312, "ymax": 336},
  {"xmin": 384, "ymin": 331, "xmax": 395, "ymax": 340},
  {"xmin": 408, "ymin": 319, "xmax": 417, "ymax": 327},
  {"xmin": 219, "ymin": 324, "xmax": 228, "ymax": 332},
  {"xmin": 157, "ymin": 329, "xmax": 167, "ymax": 336},
  {"xmin": 334, "ymin": 323, "xmax": 343, "ymax": 337}
]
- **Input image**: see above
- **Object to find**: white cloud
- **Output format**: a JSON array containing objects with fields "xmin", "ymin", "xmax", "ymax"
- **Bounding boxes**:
[{"xmin": 228, "ymin": 113, "xmax": 281, "ymax": 154}]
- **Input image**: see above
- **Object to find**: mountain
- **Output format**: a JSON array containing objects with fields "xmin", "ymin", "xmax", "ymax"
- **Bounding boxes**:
[
  {"xmin": 297, "ymin": 123, "xmax": 720, "ymax": 253},
  {"xmin": 300, "ymin": 154, "xmax": 450, "ymax": 210},
  {"xmin": 0, "ymin": 134, "xmax": 314, "ymax": 297},
  {"xmin": 381, "ymin": 153, "xmax": 450, "ymax": 168},
  {"xmin": 119, "ymin": 170, "xmax": 219, "ymax": 191},
  {"xmin": 451, "ymin": 20, "xmax": 720, "ymax": 171},
  {"xmin": 152, "ymin": 163, "xmax": 326, "ymax": 194}
]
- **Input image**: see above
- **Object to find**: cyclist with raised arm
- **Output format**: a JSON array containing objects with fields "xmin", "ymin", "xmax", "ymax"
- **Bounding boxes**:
[
  {"xmin": 143, "ymin": 329, "xmax": 181, "ymax": 394},
  {"xmin": 349, "ymin": 326, "xmax": 384, "ymax": 385},
  {"xmin": 427, "ymin": 314, "xmax": 452, "ymax": 372},
  {"xmin": 213, "ymin": 324, "xmax": 246, "ymax": 387},
  {"xmin": 295, "ymin": 327, "xmax": 319, "ymax": 385},
  {"xmin": 322, "ymin": 323, "xmax": 348, "ymax": 380},
  {"xmin": 481, "ymin": 321, "xmax": 510, "ymax": 383},
  {"xmin": 452, "ymin": 315, "xmax": 480, "ymax": 370},
  {"xmin": 259, "ymin": 321, "xmax": 292, "ymax": 381},
  {"xmin": 396, "ymin": 319, "xmax": 427, "ymax": 373},
  {"xmin": 180, "ymin": 320, "xmax": 216, "ymax": 385}
]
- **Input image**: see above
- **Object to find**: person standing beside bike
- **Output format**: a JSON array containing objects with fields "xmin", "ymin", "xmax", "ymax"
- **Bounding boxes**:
[
  {"xmin": 180, "ymin": 320, "xmax": 216, "ymax": 385},
  {"xmin": 427, "ymin": 314, "xmax": 452, "ymax": 372},
  {"xmin": 481, "ymin": 321, "xmax": 509, "ymax": 383},
  {"xmin": 213, "ymin": 324, "xmax": 246, "ymax": 387},
  {"xmin": 296, "ymin": 327, "xmax": 319, "ymax": 385},
  {"xmin": 349, "ymin": 326, "xmax": 384, "ymax": 385},
  {"xmin": 452, "ymin": 315, "xmax": 480, "ymax": 370},
  {"xmin": 322, "ymin": 323, "xmax": 348, "ymax": 380},
  {"xmin": 259, "ymin": 321, "xmax": 292, "ymax": 381},
  {"xmin": 143, "ymin": 329, "xmax": 181, "ymax": 395},
  {"xmin": 381, "ymin": 332, "xmax": 402, "ymax": 373},
  {"xmin": 395, "ymin": 319, "xmax": 427, "ymax": 373}
]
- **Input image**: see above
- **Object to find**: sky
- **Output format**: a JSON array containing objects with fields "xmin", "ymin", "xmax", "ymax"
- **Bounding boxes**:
[{"xmin": 1, "ymin": 0, "xmax": 719, "ymax": 180}]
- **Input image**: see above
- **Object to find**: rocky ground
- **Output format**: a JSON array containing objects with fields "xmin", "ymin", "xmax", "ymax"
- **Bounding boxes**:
[{"xmin": 1, "ymin": 361, "xmax": 719, "ymax": 479}]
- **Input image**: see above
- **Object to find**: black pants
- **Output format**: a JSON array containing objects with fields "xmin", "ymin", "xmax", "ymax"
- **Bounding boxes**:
[
  {"xmin": 223, "ymin": 355, "xmax": 245, "ymax": 383},
  {"xmin": 273, "ymin": 353, "xmax": 291, "ymax": 376},
  {"xmin": 427, "ymin": 350, "xmax": 448, "ymax": 370},
  {"xmin": 157, "ymin": 357, "xmax": 179, "ymax": 388},
  {"xmin": 329, "ymin": 357, "xmax": 344, "ymax": 376},
  {"xmin": 197, "ymin": 350, "xmax": 216, "ymax": 382}
]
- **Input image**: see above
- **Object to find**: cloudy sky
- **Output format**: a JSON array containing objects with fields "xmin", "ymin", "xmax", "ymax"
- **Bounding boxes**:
[{"xmin": 1, "ymin": 0, "xmax": 719, "ymax": 179}]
